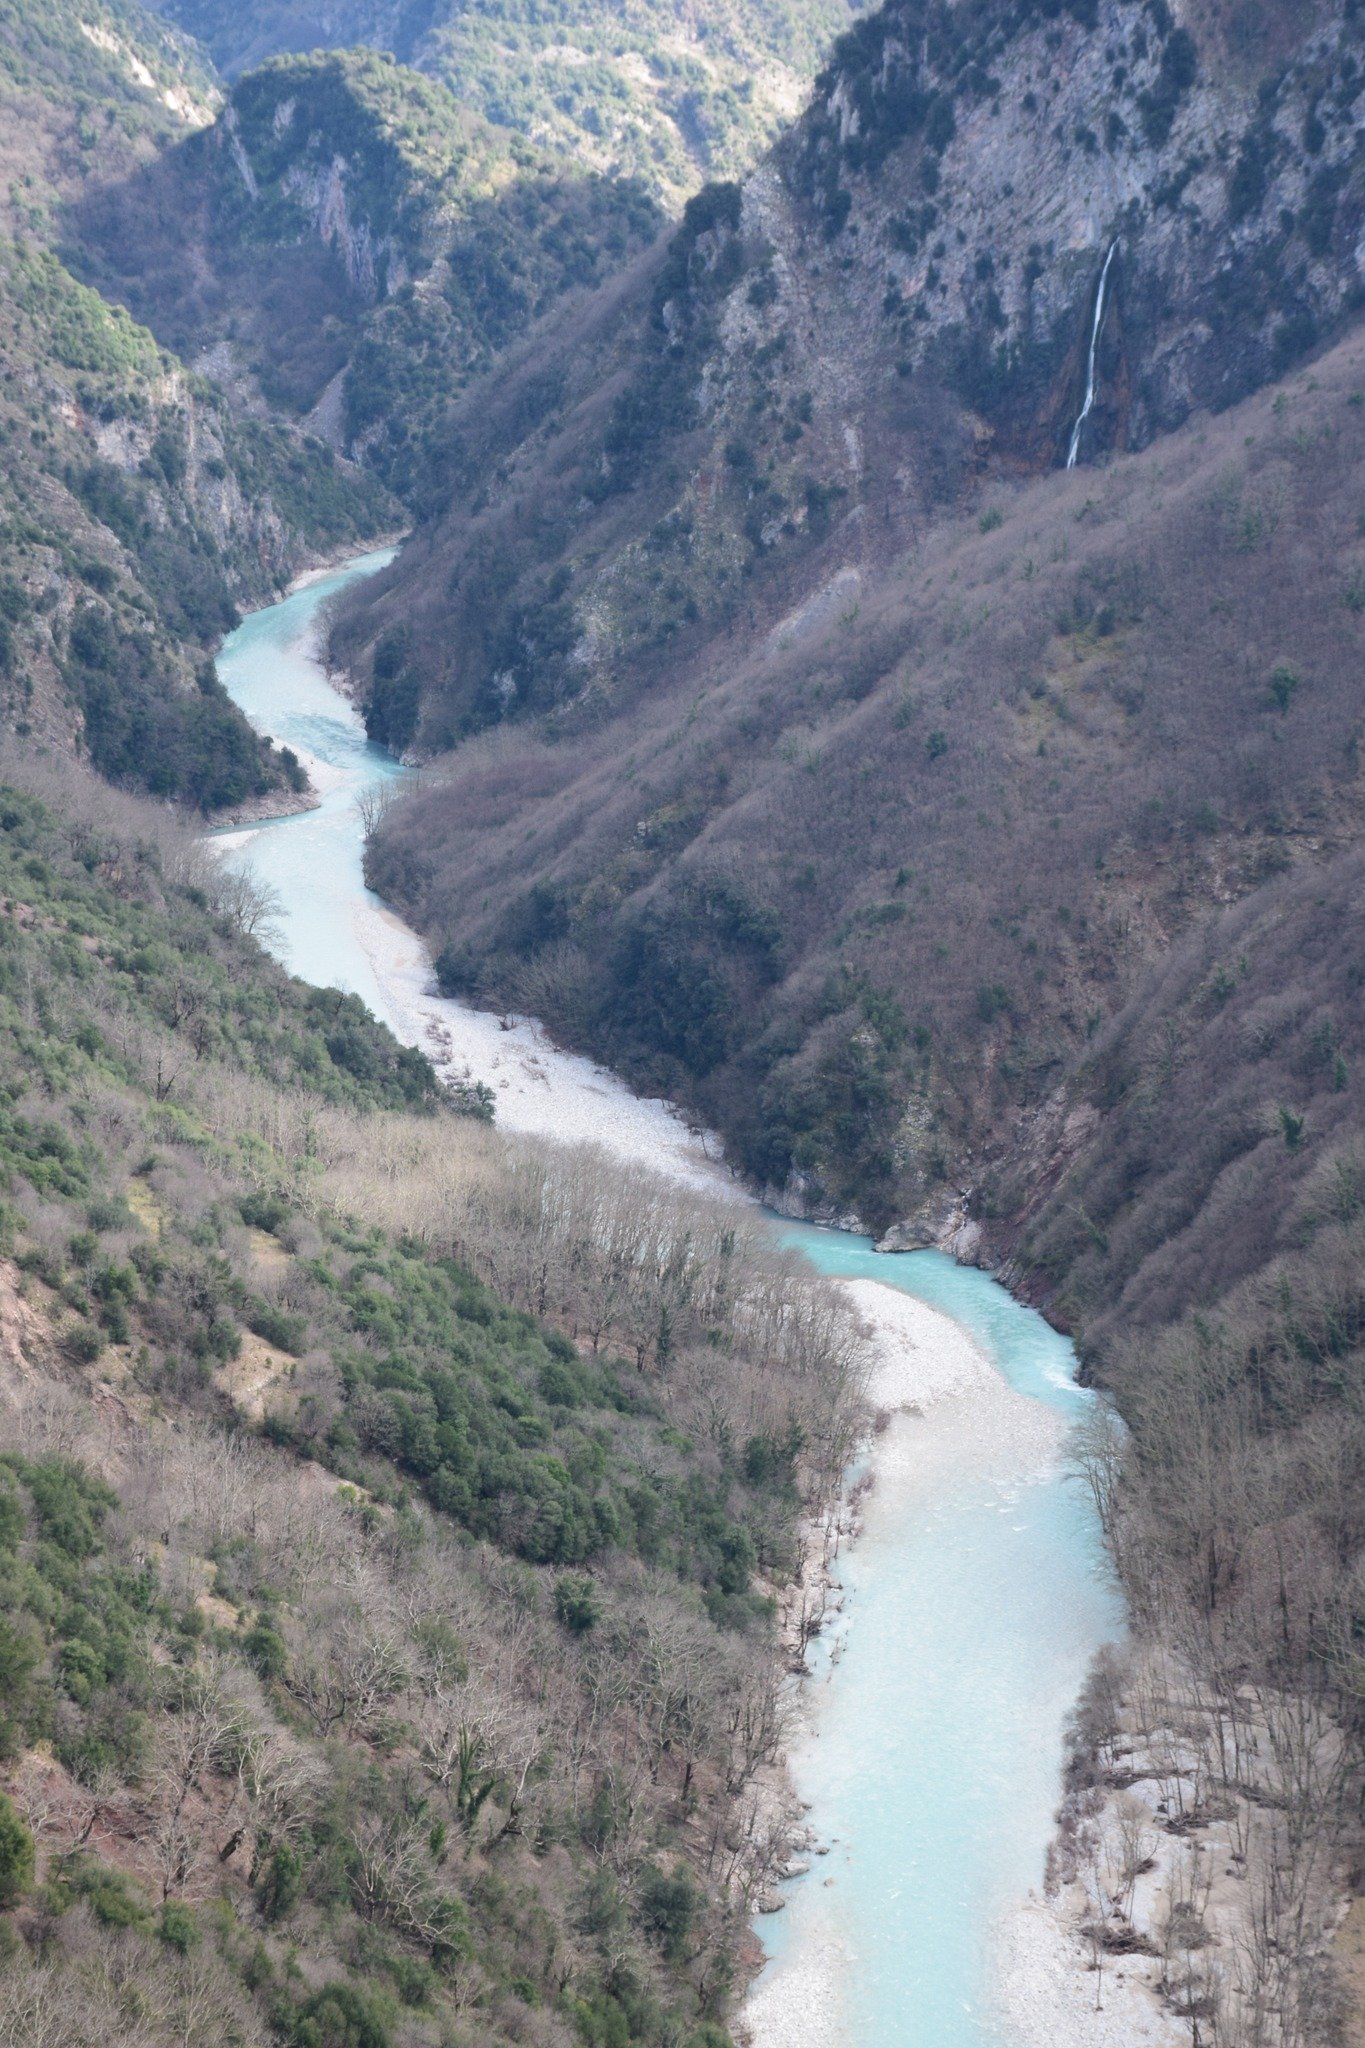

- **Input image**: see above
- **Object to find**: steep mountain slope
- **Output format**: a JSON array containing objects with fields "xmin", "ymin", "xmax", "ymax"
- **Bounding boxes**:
[
  {"xmin": 141, "ymin": 0, "xmax": 861, "ymax": 205},
  {"xmin": 0, "ymin": 3, "xmax": 399, "ymax": 806},
  {"xmin": 332, "ymin": 0, "xmax": 1365, "ymax": 742},
  {"xmin": 317, "ymin": 20, "xmax": 1365, "ymax": 2016},
  {"xmin": 356, "ymin": 328, "xmax": 1365, "ymax": 1241},
  {"xmin": 330, "ymin": 0, "xmax": 1365, "ymax": 1212},
  {"xmin": 0, "ymin": 0, "xmax": 217, "ymax": 243},
  {"xmin": 0, "ymin": 241, "xmax": 311, "ymax": 806},
  {"xmin": 0, "ymin": 760, "xmax": 859, "ymax": 2048},
  {"xmin": 69, "ymin": 48, "xmax": 663, "ymax": 505},
  {"xmin": 0, "ymin": 237, "xmax": 393, "ymax": 806}
]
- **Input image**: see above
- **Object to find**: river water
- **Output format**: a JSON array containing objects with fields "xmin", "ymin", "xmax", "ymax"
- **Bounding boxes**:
[{"xmin": 215, "ymin": 553, "xmax": 1124, "ymax": 2048}]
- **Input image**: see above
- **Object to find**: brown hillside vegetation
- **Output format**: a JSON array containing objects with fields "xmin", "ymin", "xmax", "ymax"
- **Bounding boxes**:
[
  {"xmin": 331, "ymin": 0, "xmax": 1365, "ymax": 1244},
  {"xmin": 349, "ymin": 284, "xmax": 1365, "ymax": 2034},
  {"xmin": 362, "ymin": 329, "xmax": 1365, "ymax": 1246},
  {"xmin": 3, "ymin": 0, "xmax": 1365, "ymax": 2035},
  {"xmin": 0, "ymin": 756, "xmax": 863, "ymax": 2047}
]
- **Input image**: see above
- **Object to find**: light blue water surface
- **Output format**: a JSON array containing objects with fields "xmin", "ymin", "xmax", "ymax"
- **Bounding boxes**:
[
  {"xmin": 760, "ymin": 1230, "xmax": 1122, "ymax": 2046},
  {"xmin": 216, "ymin": 560, "xmax": 1123, "ymax": 2048},
  {"xmin": 213, "ymin": 549, "xmax": 401, "ymax": 1005}
]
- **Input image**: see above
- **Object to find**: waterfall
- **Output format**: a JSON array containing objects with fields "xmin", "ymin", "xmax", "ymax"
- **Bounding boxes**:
[{"xmin": 1066, "ymin": 238, "xmax": 1119, "ymax": 470}]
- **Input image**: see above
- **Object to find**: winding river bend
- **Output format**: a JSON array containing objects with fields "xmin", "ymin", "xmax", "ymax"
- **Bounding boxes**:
[{"xmin": 215, "ymin": 553, "xmax": 1124, "ymax": 2048}]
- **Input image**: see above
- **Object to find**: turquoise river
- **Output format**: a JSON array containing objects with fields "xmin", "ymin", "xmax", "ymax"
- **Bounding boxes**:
[{"xmin": 215, "ymin": 551, "xmax": 1125, "ymax": 2048}]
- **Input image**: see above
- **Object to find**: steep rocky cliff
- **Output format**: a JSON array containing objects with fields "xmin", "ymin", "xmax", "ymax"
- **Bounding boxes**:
[
  {"xmin": 776, "ymin": 0, "xmax": 1362, "ymax": 455},
  {"xmin": 0, "ymin": 237, "xmax": 393, "ymax": 805},
  {"xmin": 0, "ymin": 3, "xmax": 396, "ymax": 805},
  {"xmin": 332, "ymin": 0, "xmax": 1365, "ymax": 740},
  {"xmin": 70, "ymin": 49, "xmax": 663, "ymax": 503}
]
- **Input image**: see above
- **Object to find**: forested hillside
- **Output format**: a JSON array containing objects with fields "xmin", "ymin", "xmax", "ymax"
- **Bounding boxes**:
[
  {"xmin": 68, "ymin": 48, "xmax": 663, "ymax": 508},
  {"xmin": 334, "ymin": 0, "xmax": 1365, "ymax": 1228},
  {"xmin": 140, "ymin": 0, "xmax": 861, "ymax": 205},
  {"xmin": 0, "ymin": 2, "xmax": 398, "ymax": 806},
  {"xmin": 0, "ymin": 756, "xmax": 862, "ymax": 2046},
  {"xmin": 3, "ymin": 0, "xmax": 1365, "ymax": 2035}
]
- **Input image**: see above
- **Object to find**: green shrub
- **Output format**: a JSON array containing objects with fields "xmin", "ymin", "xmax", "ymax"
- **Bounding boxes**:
[
  {"xmin": 1138, "ymin": 25, "xmax": 1197, "ymax": 145},
  {"xmin": 293, "ymin": 1982, "xmax": 390, "ymax": 2048},
  {"xmin": 553, "ymin": 1573, "xmax": 599, "ymax": 1632},
  {"xmin": 158, "ymin": 1899, "xmax": 200, "ymax": 1952},
  {"xmin": 243, "ymin": 1619, "xmax": 289, "ymax": 1681},
  {"xmin": 66, "ymin": 1321, "xmax": 104, "ymax": 1365},
  {"xmin": 977, "ymin": 983, "xmax": 1013, "ymax": 1024},
  {"xmin": 54, "ymin": 1855, "xmax": 152, "ymax": 1930},
  {"xmin": 245, "ymin": 1301, "xmax": 306, "ymax": 1354},
  {"xmin": 1279, "ymin": 1105, "xmax": 1306, "ymax": 1151},
  {"xmin": 0, "ymin": 1794, "xmax": 34, "ymax": 1906},
  {"xmin": 240, "ymin": 1190, "xmax": 290, "ymax": 1233},
  {"xmin": 256, "ymin": 1839, "xmax": 304, "ymax": 1923},
  {"xmin": 1269, "ymin": 664, "xmax": 1301, "ymax": 713},
  {"xmin": 365, "ymin": 629, "xmax": 420, "ymax": 753},
  {"xmin": 638, "ymin": 1865, "xmax": 697, "ymax": 1962}
]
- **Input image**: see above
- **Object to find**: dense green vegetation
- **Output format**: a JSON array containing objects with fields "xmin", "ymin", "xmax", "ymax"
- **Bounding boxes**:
[
  {"xmin": 0, "ymin": 1452, "xmax": 159, "ymax": 1777},
  {"xmin": 0, "ymin": 766, "xmax": 854, "ymax": 2045},
  {"xmin": 143, "ymin": 0, "xmax": 860, "ymax": 204},
  {"xmin": 0, "ymin": 782, "xmax": 437, "ymax": 1109},
  {"xmin": 300, "ymin": 1237, "xmax": 769, "ymax": 1613},
  {"xmin": 0, "ymin": 237, "xmax": 394, "ymax": 805}
]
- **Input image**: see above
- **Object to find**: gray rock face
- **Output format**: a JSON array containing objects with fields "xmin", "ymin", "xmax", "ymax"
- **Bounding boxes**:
[
  {"xmin": 772, "ymin": 0, "xmax": 1365, "ymax": 466},
  {"xmin": 875, "ymin": 1190, "xmax": 968, "ymax": 1254},
  {"xmin": 330, "ymin": 1, "xmax": 1365, "ymax": 749},
  {"xmin": 763, "ymin": 1171, "xmax": 868, "ymax": 1237}
]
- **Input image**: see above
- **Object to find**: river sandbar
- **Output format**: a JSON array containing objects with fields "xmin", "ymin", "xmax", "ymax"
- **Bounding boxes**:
[{"xmin": 350, "ymin": 892, "xmax": 737, "ymax": 1198}]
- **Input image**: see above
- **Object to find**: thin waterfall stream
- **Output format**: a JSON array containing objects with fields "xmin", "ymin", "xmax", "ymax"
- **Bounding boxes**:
[
  {"xmin": 213, "ymin": 553, "xmax": 1126, "ymax": 2047},
  {"xmin": 1066, "ymin": 239, "xmax": 1119, "ymax": 470}
]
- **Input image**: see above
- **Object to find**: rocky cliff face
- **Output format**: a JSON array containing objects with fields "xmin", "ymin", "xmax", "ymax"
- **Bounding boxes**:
[
  {"xmin": 0, "ymin": 238, "xmax": 392, "ymax": 804},
  {"xmin": 774, "ymin": 0, "xmax": 1364, "ymax": 460},
  {"xmin": 70, "ymin": 49, "xmax": 662, "ymax": 498},
  {"xmin": 0, "ymin": 0, "xmax": 398, "ymax": 804},
  {"xmin": 330, "ymin": 0, "xmax": 1365, "ymax": 747}
]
